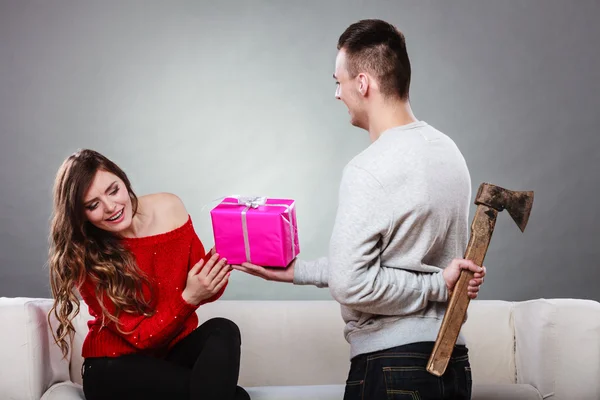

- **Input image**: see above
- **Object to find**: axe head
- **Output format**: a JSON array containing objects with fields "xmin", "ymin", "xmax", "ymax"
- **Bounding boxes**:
[{"xmin": 475, "ymin": 183, "xmax": 534, "ymax": 232}]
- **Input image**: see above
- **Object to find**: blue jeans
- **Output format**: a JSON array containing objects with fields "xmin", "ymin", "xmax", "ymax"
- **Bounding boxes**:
[{"xmin": 343, "ymin": 342, "xmax": 472, "ymax": 400}]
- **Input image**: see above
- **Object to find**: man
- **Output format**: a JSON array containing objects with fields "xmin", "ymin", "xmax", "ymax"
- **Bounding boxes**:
[{"xmin": 233, "ymin": 19, "xmax": 485, "ymax": 399}]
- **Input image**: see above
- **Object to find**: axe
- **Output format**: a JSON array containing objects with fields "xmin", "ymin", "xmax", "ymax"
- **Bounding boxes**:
[{"xmin": 426, "ymin": 182, "xmax": 534, "ymax": 376}]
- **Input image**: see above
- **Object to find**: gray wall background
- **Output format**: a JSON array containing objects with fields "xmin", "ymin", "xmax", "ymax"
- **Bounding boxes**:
[{"xmin": 1, "ymin": 0, "xmax": 599, "ymax": 302}]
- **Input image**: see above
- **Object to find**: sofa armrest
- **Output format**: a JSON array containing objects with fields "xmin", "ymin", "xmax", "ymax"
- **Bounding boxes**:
[
  {"xmin": 41, "ymin": 382, "xmax": 85, "ymax": 400},
  {"xmin": 0, "ymin": 297, "xmax": 71, "ymax": 400},
  {"xmin": 513, "ymin": 298, "xmax": 600, "ymax": 400}
]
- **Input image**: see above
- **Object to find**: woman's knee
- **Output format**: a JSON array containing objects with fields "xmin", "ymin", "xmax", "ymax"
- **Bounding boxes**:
[{"xmin": 202, "ymin": 317, "xmax": 241, "ymax": 342}]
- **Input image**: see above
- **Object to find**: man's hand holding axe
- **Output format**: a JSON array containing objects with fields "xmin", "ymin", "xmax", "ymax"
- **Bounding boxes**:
[{"xmin": 428, "ymin": 182, "xmax": 535, "ymax": 377}]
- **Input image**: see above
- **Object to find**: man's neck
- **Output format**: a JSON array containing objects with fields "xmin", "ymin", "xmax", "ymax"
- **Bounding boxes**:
[{"xmin": 367, "ymin": 99, "xmax": 418, "ymax": 142}]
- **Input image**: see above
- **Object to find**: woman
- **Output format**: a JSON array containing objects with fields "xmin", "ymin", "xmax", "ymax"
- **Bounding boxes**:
[{"xmin": 47, "ymin": 149, "xmax": 250, "ymax": 400}]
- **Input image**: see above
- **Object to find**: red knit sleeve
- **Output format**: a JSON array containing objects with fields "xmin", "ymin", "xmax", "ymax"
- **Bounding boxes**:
[
  {"xmin": 80, "ymin": 277, "xmax": 198, "ymax": 350},
  {"xmin": 78, "ymin": 222, "xmax": 227, "ymax": 351},
  {"xmin": 190, "ymin": 233, "xmax": 228, "ymax": 305}
]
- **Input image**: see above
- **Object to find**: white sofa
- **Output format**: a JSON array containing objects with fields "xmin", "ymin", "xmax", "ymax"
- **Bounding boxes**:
[{"xmin": 1, "ymin": 297, "xmax": 599, "ymax": 400}]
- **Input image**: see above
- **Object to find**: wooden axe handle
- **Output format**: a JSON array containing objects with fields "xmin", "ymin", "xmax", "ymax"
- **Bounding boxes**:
[{"xmin": 426, "ymin": 205, "xmax": 498, "ymax": 376}]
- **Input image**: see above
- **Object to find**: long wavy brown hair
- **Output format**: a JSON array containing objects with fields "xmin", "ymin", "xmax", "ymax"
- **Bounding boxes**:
[{"xmin": 48, "ymin": 149, "xmax": 155, "ymax": 358}]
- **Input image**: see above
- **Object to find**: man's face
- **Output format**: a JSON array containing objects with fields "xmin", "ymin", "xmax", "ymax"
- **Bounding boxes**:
[{"xmin": 334, "ymin": 49, "xmax": 367, "ymax": 129}]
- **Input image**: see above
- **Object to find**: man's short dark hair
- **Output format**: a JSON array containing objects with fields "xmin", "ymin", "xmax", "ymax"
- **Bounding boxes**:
[{"xmin": 338, "ymin": 19, "xmax": 411, "ymax": 100}]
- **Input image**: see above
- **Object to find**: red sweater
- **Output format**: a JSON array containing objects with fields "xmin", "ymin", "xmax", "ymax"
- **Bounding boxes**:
[{"xmin": 79, "ymin": 216, "xmax": 225, "ymax": 358}]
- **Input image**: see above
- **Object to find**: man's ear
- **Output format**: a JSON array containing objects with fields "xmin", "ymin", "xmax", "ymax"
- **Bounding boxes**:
[{"xmin": 357, "ymin": 73, "xmax": 369, "ymax": 96}]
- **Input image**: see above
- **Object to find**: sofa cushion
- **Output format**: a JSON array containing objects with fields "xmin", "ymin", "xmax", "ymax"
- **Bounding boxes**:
[
  {"xmin": 462, "ymin": 300, "xmax": 516, "ymax": 385},
  {"xmin": 196, "ymin": 300, "xmax": 351, "ymax": 388},
  {"xmin": 69, "ymin": 303, "xmax": 91, "ymax": 386},
  {"xmin": 246, "ymin": 384, "xmax": 345, "ymax": 400},
  {"xmin": 245, "ymin": 383, "xmax": 541, "ymax": 400},
  {"xmin": 473, "ymin": 384, "xmax": 542, "ymax": 400}
]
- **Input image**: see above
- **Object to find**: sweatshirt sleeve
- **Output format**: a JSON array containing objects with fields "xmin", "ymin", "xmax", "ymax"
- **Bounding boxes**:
[
  {"xmin": 293, "ymin": 256, "xmax": 329, "ymax": 288},
  {"xmin": 327, "ymin": 164, "xmax": 449, "ymax": 316}
]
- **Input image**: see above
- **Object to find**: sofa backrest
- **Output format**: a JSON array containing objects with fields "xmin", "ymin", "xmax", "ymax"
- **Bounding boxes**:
[
  {"xmin": 66, "ymin": 299, "xmax": 518, "ymax": 387},
  {"xmin": 68, "ymin": 300, "xmax": 351, "ymax": 387}
]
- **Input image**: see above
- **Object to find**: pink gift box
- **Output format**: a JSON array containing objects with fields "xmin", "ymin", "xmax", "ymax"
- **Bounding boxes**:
[{"xmin": 210, "ymin": 196, "xmax": 300, "ymax": 267}]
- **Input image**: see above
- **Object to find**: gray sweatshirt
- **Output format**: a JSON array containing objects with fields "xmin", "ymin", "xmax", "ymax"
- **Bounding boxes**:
[{"xmin": 294, "ymin": 121, "xmax": 471, "ymax": 359}]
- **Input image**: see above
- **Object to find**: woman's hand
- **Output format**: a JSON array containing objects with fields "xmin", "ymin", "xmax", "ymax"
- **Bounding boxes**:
[{"xmin": 182, "ymin": 253, "xmax": 232, "ymax": 305}]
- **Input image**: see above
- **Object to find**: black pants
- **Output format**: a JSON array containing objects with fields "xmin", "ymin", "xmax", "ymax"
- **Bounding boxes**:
[
  {"xmin": 343, "ymin": 342, "xmax": 472, "ymax": 400},
  {"xmin": 82, "ymin": 318, "xmax": 250, "ymax": 400}
]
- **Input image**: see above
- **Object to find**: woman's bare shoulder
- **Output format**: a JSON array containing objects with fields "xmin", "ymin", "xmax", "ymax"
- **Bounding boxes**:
[{"xmin": 139, "ymin": 193, "xmax": 189, "ymax": 230}]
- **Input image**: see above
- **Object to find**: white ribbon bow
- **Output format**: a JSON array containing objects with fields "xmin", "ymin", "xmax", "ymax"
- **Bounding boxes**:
[{"xmin": 237, "ymin": 196, "xmax": 267, "ymax": 209}]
